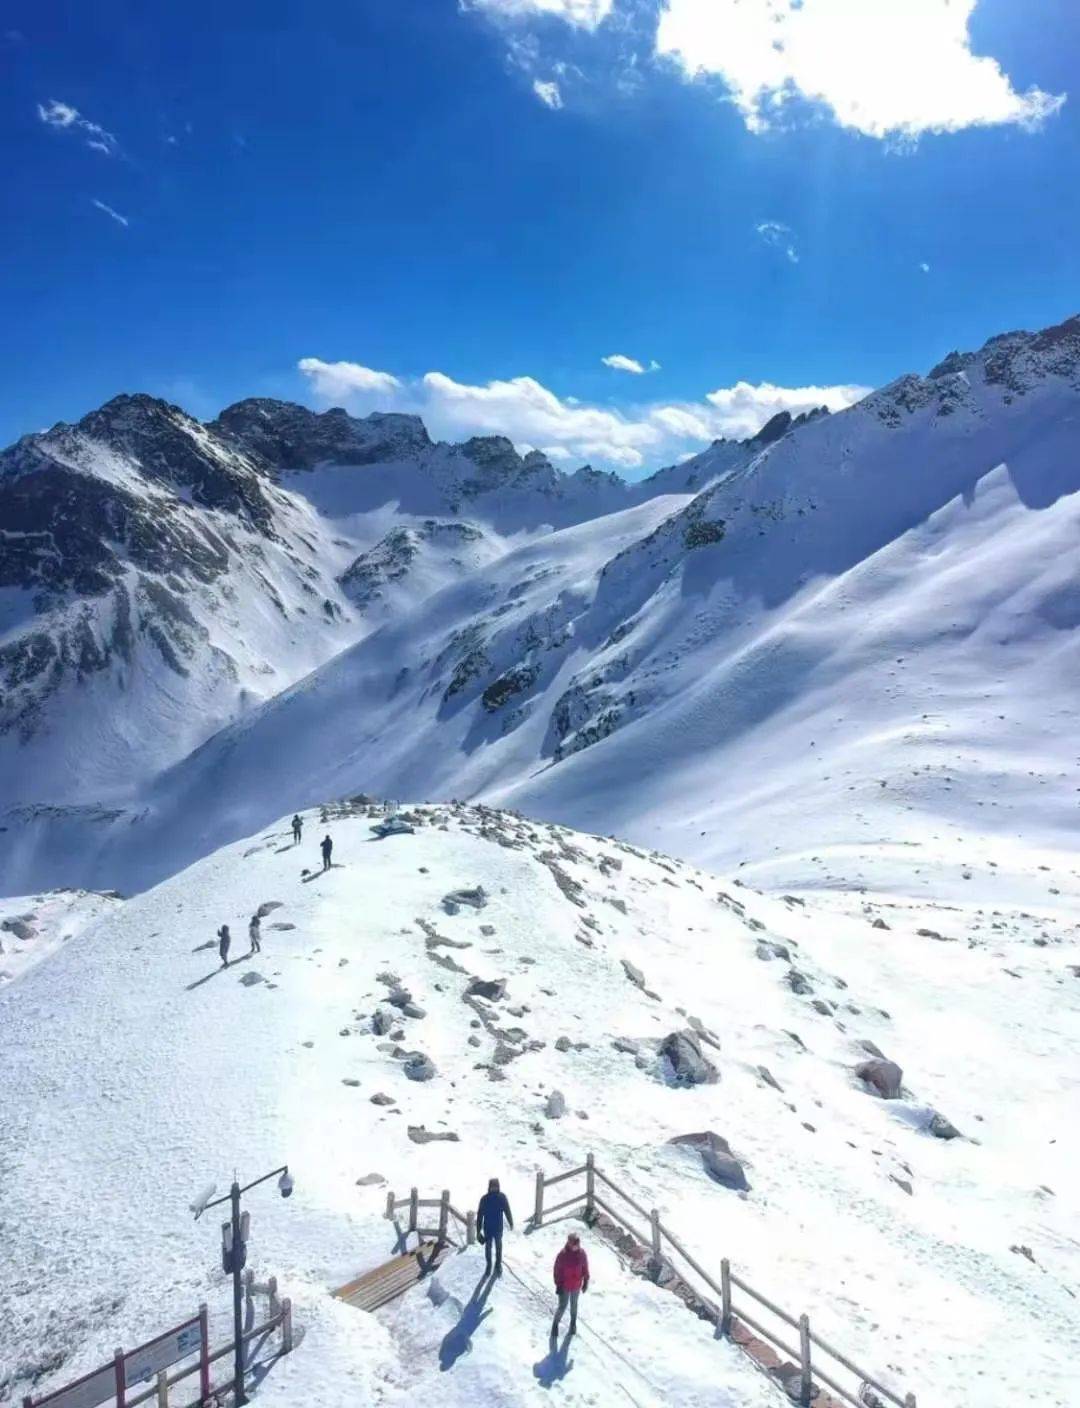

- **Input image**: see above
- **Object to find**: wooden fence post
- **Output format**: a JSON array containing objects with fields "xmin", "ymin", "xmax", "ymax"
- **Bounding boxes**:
[
  {"xmin": 904, "ymin": 1396, "xmax": 917, "ymax": 1408},
  {"xmin": 268, "ymin": 1275, "xmax": 280, "ymax": 1319},
  {"xmin": 798, "ymin": 1314, "xmax": 812, "ymax": 1405},
  {"xmin": 438, "ymin": 1190, "xmax": 450, "ymax": 1245},
  {"xmin": 155, "ymin": 1369, "xmax": 169, "ymax": 1407},
  {"xmin": 466, "ymin": 1210, "xmax": 476, "ymax": 1245},
  {"xmin": 650, "ymin": 1209, "xmax": 661, "ymax": 1257},
  {"xmin": 585, "ymin": 1154, "xmax": 596, "ymax": 1221},
  {"xmin": 720, "ymin": 1259, "xmax": 732, "ymax": 1336},
  {"xmin": 384, "ymin": 1190, "xmax": 395, "ymax": 1221},
  {"xmin": 409, "ymin": 1187, "xmax": 419, "ymax": 1234},
  {"xmin": 282, "ymin": 1298, "xmax": 294, "ymax": 1353},
  {"xmin": 533, "ymin": 1170, "xmax": 544, "ymax": 1228},
  {"xmin": 198, "ymin": 1303, "xmax": 210, "ymax": 1405}
]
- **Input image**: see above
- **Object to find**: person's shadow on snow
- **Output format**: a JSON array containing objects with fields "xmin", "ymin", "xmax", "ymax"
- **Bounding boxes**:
[
  {"xmin": 533, "ymin": 1333, "xmax": 574, "ymax": 1387},
  {"xmin": 439, "ymin": 1272, "xmax": 495, "ymax": 1371}
]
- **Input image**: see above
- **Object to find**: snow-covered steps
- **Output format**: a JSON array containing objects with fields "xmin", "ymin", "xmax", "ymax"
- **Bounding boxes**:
[{"xmin": 333, "ymin": 1242, "xmax": 449, "ymax": 1313}]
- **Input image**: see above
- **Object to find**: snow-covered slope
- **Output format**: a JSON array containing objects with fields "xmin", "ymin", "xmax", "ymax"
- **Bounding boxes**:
[
  {"xmin": 1, "ymin": 395, "xmax": 710, "ymax": 815},
  {"xmin": 15, "ymin": 315, "xmax": 1076, "ymax": 900},
  {"xmin": 1, "ymin": 805, "xmax": 1076, "ymax": 1407}
]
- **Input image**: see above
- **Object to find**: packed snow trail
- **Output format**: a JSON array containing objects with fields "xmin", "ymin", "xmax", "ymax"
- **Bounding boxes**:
[{"xmin": 372, "ymin": 1234, "xmax": 772, "ymax": 1408}]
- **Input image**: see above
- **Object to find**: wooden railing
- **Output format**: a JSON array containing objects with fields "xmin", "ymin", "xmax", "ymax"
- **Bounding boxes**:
[
  {"xmin": 532, "ymin": 1154, "xmax": 916, "ymax": 1408},
  {"xmin": 384, "ymin": 1187, "xmax": 477, "ymax": 1247}
]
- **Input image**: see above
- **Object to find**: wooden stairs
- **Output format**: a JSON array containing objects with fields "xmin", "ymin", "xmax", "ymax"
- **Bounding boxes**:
[{"xmin": 333, "ymin": 1240, "xmax": 450, "ymax": 1313}]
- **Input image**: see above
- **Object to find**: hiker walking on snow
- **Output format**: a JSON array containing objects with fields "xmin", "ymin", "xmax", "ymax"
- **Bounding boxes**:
[
  {"xmin": 476, "ymin": 1177, "xmax": 514, "ymax": 1277},
  {"xmin": 217, "ymin": 924, "xmax": 231, "ymax": 968},
  {"xmin": 551, "ymin": 1232, "xmax": 589, "ymax": 1339},
  {"xmin": 248, "ymin": 913, "xmax": 261, "ymax": 954},
  {"xmin": 321, "ymin": 834, "xmax": 333, "ymax": 871},
  {"xmin": 292, "ymin": 814, "xmax": 303, "ymax": 845}
]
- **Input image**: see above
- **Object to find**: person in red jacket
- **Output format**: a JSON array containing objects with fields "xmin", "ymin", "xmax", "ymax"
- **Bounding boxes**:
[{"xmin": 551, "ymin": 1232, "xmax": 589, "ymax": 1338}]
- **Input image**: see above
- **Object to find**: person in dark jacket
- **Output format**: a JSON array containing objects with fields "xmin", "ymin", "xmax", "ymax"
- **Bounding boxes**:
[
  {"xmin": 248, "ymin": 913, "xmax": 261, "ymax": 954},
  {"xmin": 321, "ymin": 835, "xmax": 333, "ymax": 871},
  {"xmin": 292, "ymin": 814, "xmax": 303, "ymax": 845},
  {"xmin": 476, "ymin": 1177, "xmax": 514, "ymax": 1277},
  {"xmin": 217, "ymin": 925, "xmax": 231, "ymax": 968},
  {"xmin": 551, "ymin": 1232, "xmax": 589, "ymax": 1338}
]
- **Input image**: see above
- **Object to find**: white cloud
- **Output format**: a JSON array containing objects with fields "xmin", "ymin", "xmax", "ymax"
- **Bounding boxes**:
[
  {"xmin": 703, "ymin": 380, "xmax": 869, "ymax": 438},
  {"xmin": 298, "ymin": 355, "xmax": 868, "ymax": 472},
  {"xmin": 602, "ymin": 354, "xmax": 662, "ymax": 375},
  {"xmin": 919, "ymin": 261, "xmax": 931, "ymax": 273},
  {"xmin": 91, "ymin": 198, "xmax": 129, "ymax": 228},
  {"xmin": 296, "ymin": 358, "xmax": 403, "ymax": 400},
  {"xmin": 655, "ymin": 0, "xmax": 1065, "ymax": 141},
  {"xmin": 755, "ymin": 220, "xmax": 799, "ymax": 264},
  {"xmin": 533, "ymin": 79, "xmax": 564, "ymax": 109},
  {"xmin": 37, "ymin": 99, "xmax": 118, "ymax": 155},
  {"xmin": 466, "ymin": 0, "xmax": 614, "ymax": 28}
]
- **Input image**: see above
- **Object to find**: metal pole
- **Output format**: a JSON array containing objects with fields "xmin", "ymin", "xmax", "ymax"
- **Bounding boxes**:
[
  {"xmin": 650, "ymin": 1209, "xmax": 661, "ymax": 1257},
  {"xmin": 198, "ymin": 1303, "xmax": 210, "ymax": 1405},
  {"xmin": 231, "ymin": 1183, "xmax": 247, "ymax": 1407},
  {"xmin": 114, "ymin": 1349, "xmax": 127, "ymax": 1408},
  {"xmin": 409, "ymin": 1187, "xmax": 419, "ymax": 1236},
  {"xmin": 534, "ymin": 1170, "xmax": 544, "ymax": 1228},
  {"xmin": 798, "ymin": 1313, "xmax": 812, "ymax": 1405}
]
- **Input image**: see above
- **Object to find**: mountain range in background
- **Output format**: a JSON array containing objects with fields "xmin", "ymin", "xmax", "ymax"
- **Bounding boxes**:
[{"xmin": 1, "ymin": 313, "xmax": 1078, "ymax": 897}]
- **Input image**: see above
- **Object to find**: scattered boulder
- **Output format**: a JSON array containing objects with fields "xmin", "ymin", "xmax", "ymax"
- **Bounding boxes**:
[
  {"xmin": 686, "ymin": 1015, "xmax": 721, "ymax": 1050},
  {"xmin": 371, "ymin": 816, "xmax": 415, "ymax": 838},
  {"xmin": 403, "ymin": 1053, "xmax": 437, "ymax": 1082},
  {"xmin": 545, "ymin": 1090, "xmax": 567, "ymax": 1120},
  {"xmin": 855, "ymin": 1058, "xmax": 903, "ymax": 1099},
  {"xmin": 622, "ymin": 959, "xmax": 647, "ymax": 988},
  {"xmin": 2, "ymin": 918, "xmax": 36, "ymax": 941},
  {"xmin": 443, "ymin": 886, "xmax": 488, "ymax": 914},
  {"xmin": 669, "ymin": 1132, "xmax": 749, "ymax": 1192},
  {"xmin": 889, "ymin": 1175, "xmax": 913, "ymax": 1196},
  {"xmin": 466, "ymin": 977, "xmax": 507, "ymax": 1002},
  {"xmin": 927, "ymin": 1111, "xmax": 961, "ymax": 1140},
  {"xmin": 660, "ymin": 1030, "xmax": 719, "ymax": 1087},
  {"xmin": 386, "ymin": 986, "xmax": 413, "ymax": 1009},
  {"xmin": 356, "ymin": 1172, "xmax": 385, "ymax": 1186},
  {"xmin": 555, "ymin": 1036, "xmax": 572, "ymax": 1052},
  {"xmin": 786, "ymin": 969, "xmax": 813, "ymax": 996},
  {"xmin": 238, "ymin": 971, "xmax": 263, "ymax": 987},
  {"xmin": 370, "ymin": 1092, "xmax": 395, "ymax": 1106},
  {"xmin": 408, "ymin": 1126, "xmax": 459, "ymax": 1144},
  {"xmin": 401, "ymin": 1002, "xmax": 427, "ymax": 1019},
  {"xmin": 342, "ymin": 1077, "xmax": 361, "ymax": 1087},
  {"xmin": 757, "ymin": 1065, "xmax": 782, "ymax": 1092},
  {"xmin": 871, "ymin": 918, "xmax": 890, "ymax": 931}
]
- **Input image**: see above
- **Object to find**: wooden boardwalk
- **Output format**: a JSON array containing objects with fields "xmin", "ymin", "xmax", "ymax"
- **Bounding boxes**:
[{"xmin": 333, "ymin": 1241, "xmax": 449, "ymax": 1313}]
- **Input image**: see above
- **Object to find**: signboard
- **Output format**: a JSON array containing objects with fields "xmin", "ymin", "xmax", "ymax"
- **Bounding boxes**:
[
  {"xmin": 26, "ymin": 1313, "xmax": 204, "ymax": 1408},
  {"xmin": 123, "ymin": 1317, "xmax": 203, "ymax": 1386}
]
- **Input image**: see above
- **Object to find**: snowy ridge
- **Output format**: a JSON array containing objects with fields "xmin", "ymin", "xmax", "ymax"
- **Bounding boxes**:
[{"xmin": 0, "ymin": 802, "xmax": 1076, "ymax": 1407}]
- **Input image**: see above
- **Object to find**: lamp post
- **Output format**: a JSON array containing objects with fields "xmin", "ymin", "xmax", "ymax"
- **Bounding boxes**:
[{"xmin": 193, "ymin": 1165, "xmax": 294, "ymax": 1406}]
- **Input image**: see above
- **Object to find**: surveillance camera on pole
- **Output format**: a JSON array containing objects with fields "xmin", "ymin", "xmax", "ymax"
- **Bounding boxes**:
[{"xmin": 278, "ymin": 1172, "xmax": 294, "ymax": 1199}]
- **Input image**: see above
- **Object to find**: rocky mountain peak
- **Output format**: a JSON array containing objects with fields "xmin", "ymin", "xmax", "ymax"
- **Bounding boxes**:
[{"xmin": 211, "ymin": 398, "xmax": 432, "ymax": 471}]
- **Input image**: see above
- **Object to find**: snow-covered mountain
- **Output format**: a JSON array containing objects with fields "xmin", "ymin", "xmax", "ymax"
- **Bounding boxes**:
[
  {"xmin": 0, "ymin": 393, "xmax": 718, "ymax": 816},
  {"xmin": 5, "ymin": 314, "xmax": 1075, "ymax": 899},
  {"xmin": 2, "ymin": 804, "xmax": 1075, "ymax": 1408}
]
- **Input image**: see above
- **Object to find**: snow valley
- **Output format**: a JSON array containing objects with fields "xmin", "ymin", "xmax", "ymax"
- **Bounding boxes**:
[{"xmin": 1, "ymin": 313, "xmax": 1079, "ymax": 1408}]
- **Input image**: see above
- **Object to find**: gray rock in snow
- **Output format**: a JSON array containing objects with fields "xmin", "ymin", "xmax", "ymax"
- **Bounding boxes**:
[
  {"xmin": 555, "ymin": 1036, "xmax": 572, "ymax": 1052},
  {"xmin": 442, "ymin": 886, "xmax": 488, "ymax": 913},
  {"xmin": 401, "ymin": 1002, "xmax": 426, "ymax": 1019},
  {"xmin": 621, "ymin": 959, "xmax": 647, "ymax": 988},
  {"xmin": 927, "ymin": 1110, "xmax": 961, "ymax": 1140},
  {"xmin": 370, "ymin": 1092, "xmax": 395, "ymax": 1106},
  {"xmin": 1, "ymin": 918, "xmax": 36, "ymax": 941},
  {"xmin": 403, "ymin": 1053, "xmax": 437, "ymax": 1082},
  {"xmin": 355, "ymin": 1172, "xmax": 386, "ymax": 1186},
  {"xmin": 466, "ymin": 977, "xmax": 507, "ymax": 1002},
  {"xmin": 855, "ymin": 1057, "xmax": 903, "ymax": 1099},
  {"xmin": 544, "ymin": 1090, "xmax": 567, "ymax": 1119},
  {"xmin": 786, "ymin": 969, "xmax": 813, "ymax": 995},
  {"xmin": 386, "ymin": 986, "xmax": 413, "ymax": 1009},
  {"xmin": 408, "ymin": 1125, "xmax": 459, "ymax": 1144},
  {"xmin": 757, "ymin": 1065, "xmax": 783, "ymax": 1091},
  {"xmin": 669, "ymin": 1132, "xmax": 750, "ymax": 1191},
  {"xmin": 660, "ymin": 1030, "xmax": 719, "ymax": 1087},
  {"xmin": 371, "ymin": 1008, "xmax": 394, "ymax": 1035}
]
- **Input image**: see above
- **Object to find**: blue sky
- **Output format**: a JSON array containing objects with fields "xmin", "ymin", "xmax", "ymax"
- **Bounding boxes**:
[{"xmin": 2, "ymin": 0, "xmax": 1078, "ymax": 473}]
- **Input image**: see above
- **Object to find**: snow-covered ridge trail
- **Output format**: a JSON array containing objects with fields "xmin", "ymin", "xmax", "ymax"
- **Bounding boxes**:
[{"xmin": 1, "ymin": 803, "xmax": 1076, "ymax": 1407}]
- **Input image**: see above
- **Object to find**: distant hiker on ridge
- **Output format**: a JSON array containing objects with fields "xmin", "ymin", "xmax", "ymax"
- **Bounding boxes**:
[
  {"xmin": 551, "ymin": 1232, "xmax": 589, "ymax": 1339},
  {"xmin": 248, "ymin": 913, "xmax": 261, "ymax": 955},
  {"xmin": 476, "ymin": 1177, "xmax": 514, "ymax": 1277},
  {"xmin": 321, "ymin": 834, "xmax": 333, "ymax": 871},
  {"xmin": 217, "ymin": 924, "xmax": 231, "ymax": 969},
  {"xmin": 292, "ymin": 814, "xmax": 303, "ymax": 845}
]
